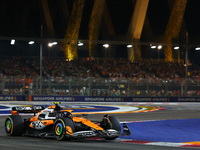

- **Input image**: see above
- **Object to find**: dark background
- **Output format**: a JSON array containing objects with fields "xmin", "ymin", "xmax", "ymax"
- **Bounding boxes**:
[{"xmin": 0, "ymin": 0, "xmax": 200, "ymax": 64}]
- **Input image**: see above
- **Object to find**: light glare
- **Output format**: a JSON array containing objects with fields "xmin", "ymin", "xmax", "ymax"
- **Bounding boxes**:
[
  {"xmin": 52, "ymin": 42, "xmax": 57, "ymax": 45},
  {"xmin": 151, "ymin": 46, "xmax": 156, "ymax": 49},
  {"xmin": 48, "ymin": 43, "xmax": 53, "ymax": 47},
  {"xmin": 195, "ymin": 47, "xmax": 200, "ymax": 50},
  {"xmin": 78, "ymin": 43, "xmax": 83, "ymax": 46},
  {"xmin": 103, "ymin": 44, "xmax": 109, "ymax": 48},
  {"xmin": 174, "ymin": 46, "xmax": 179, "ymax": 50},
  {"xmin": 11, "ymin": 39, "xmax": 15, "ymax": 45},
  {"xmin": 29, "ymin": 41, "xmax": 34, "ymax": 44},
  {"xmin": 158, "ymin": 45, "xmax": 162, "ymax": 49}
]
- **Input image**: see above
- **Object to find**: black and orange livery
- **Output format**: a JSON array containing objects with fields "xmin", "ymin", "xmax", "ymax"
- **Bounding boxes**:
[{"xmin": 5, "ymin": 102, "xmax": 131, "ymax": 141}]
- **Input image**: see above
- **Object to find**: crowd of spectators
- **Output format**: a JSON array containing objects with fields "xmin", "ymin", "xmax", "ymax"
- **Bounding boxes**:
[
  {"xmin": 28, "ymin": 57, "xmax": 200, "ymax": 80},
  {"xmin": 0, "ymin": 57, "xmax": 34, "ymax": 76},
  {"xmin": 1, "ymin": 56, "xmax": 200, "ymax": 96},
  {"xmin": 1, "ymin": 56, "xmax": 198, "ymax": 80}
]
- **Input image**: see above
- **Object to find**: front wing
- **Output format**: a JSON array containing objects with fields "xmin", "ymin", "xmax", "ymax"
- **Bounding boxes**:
[
  {"xmin": 24, "ymin": 123, "xmax": 131, "ymax": 139},
  {"xmin": 67, "ymin": 123, "xmax": 131, "ymax": 139}
]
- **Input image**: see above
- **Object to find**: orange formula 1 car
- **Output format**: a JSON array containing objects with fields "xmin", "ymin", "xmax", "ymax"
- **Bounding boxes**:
[{"xmin": 5, "ymin": 102, "xmax": 131, "ymax": 141}]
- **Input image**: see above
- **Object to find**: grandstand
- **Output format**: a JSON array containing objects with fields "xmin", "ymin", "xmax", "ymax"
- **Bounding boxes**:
[{"xmin": 0, "ymin": 56, "xmax": 200, "ymax": 98}]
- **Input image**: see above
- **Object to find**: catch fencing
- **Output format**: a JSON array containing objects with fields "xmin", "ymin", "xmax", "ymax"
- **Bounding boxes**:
[{"xmin": 0, "ymin": 76, "xmax": 199, "ymax": 97}]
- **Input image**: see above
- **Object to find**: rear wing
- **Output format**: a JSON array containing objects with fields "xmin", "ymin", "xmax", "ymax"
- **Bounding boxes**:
[{"xmin": 12, "ymin": 106, "xmax": 45, "ymax": 114}]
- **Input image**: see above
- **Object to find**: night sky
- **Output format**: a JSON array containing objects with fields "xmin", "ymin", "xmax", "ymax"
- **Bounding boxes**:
[{"xmin": 0, "ymin": 0, "xmax": 200, "ymax": 64}]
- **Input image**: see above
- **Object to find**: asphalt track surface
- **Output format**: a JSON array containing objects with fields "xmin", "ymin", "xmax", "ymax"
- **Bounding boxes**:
[{"xmin": 0, "ymin": 102, "xmax": 200, "ymax": 150}]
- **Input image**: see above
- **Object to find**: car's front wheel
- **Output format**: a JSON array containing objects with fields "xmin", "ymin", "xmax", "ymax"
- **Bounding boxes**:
[
  {"xmin": 53, "ymin": 117, "xmax": 75, "ymax": 141},
  {"xmin": 104, "ymin": 116, "xmax": 121, "ymax": 140}
]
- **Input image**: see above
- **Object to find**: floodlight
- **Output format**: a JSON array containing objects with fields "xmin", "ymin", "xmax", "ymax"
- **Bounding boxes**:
[
  {"xmin": 195, "ymin": 47, "xmax": 200, "ymax": 50},
  {"xmin": 78, "ymin": 43, "xmax": 83, "ymax": 46},
  {"xmin": 174, "ymin": 46, "xmax": 179, "ymax": 50},
  {"xmin": 158, "ymin": 45, "xmax": 162, "ymax": 49},
  {"xmin": 103, "ymin": 44, "xmax": 109, "ymax": 48},
  {"xmin": 11, "ymin": 39, "xmax": 15, "ymax": 45},
  {"xmin": 48, "ymin": 43, "xmax": 53, "ymax": 47},
  {"xmin": 52, "ymin": 42, "xmax": 57, "ymax": 45},
  {"xmin": 29, "ymin": 41, "xmax": 34, "ymax": 44},
  {"xmin": 151, "ymin": 46, "xmax": 156, "ymax": 49}
]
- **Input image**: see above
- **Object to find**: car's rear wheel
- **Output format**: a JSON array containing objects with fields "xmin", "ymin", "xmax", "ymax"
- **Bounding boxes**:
[
  {"xmin": 5, "ymin": 115, "xmax": 24, "ymax": 136},
  {"xmin": 53, "ymin": 117, "xmax": 75, "ymax": 141},
  {"xmin": 105, "ymin": 116, "xmax": 121, "ymax": 140}
]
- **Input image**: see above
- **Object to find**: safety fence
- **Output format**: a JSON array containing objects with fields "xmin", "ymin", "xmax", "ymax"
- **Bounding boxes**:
[
  {"xmin": 0, "ymin": 76, "xmax": 200, "ymax": 99},
  {"xmin": 1, "ymin": 76, "xmax": 200, "ymax": 96}
]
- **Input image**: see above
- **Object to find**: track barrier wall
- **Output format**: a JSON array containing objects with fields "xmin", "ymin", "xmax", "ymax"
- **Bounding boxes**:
[
  {"xmin": 0, "ymin": 95, "xmax": 199, "ymax": 102},
  {"xmin": 26, "ymin": 95, "xmax": 200, "ymax": 102},
  {"xmin": 0, "ymin": 95, "xmax": 25, "ymax": 101}
]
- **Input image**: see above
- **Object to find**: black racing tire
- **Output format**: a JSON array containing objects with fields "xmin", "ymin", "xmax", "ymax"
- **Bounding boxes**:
[
  {"xmin": 53, "ymin": 117, "xmax": 75, "ymax": 141},
  {"xmin": 5, "ymin": 115, "xmax": 25, "ymax": 136},
  {"xmin": 105, "ymin": 116, "xmax": 121, "ymax": 140}
]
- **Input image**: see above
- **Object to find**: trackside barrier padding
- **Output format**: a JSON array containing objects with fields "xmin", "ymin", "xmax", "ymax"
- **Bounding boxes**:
[
  {"xmin": 1, "ymin": 95, "xmax": 200, "ymax": 102},
  {"xmin": 28, "ymin": 96, "xmax": 200, "ymax": 102},
  {"xmin": 0, "ymin": 95, "xmax": 25, "ymax": 101}
]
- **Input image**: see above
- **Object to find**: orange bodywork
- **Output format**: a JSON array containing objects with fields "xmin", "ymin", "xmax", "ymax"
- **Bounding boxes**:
[
  {"xmin": 28, "ymin": 107, "xmax": 104, "ymax": 131},
  {"xmin": 66, "ymin": 126, "xmax": 73, "ymax": 135},
  {"xmin": 29, "ymin": 119, "xmax": 54, "ymax": 128},
  {"xmin": 10, "ymin": 111, "xmax": 19, "ymax": 115},
  {"xmin": 30, "ymin": 115, "xmax": 39, "ymax": 122},
  {"xmin": 48, "ymin": 106, "xmax": 56, "ymax": 109},
  {"xmin": 60, "ymin": 110, "xmax": 73, "ymax": 113},
  {"xmin": 29, "ymin": 123, "xmax": 34, "ymax": 128},
  {"xmin": 73, "ymin": 117, "xmax": 104, "ymax": 131}
]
